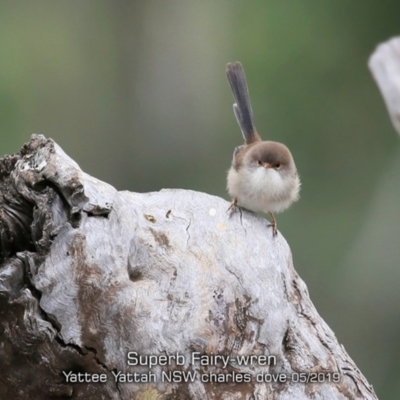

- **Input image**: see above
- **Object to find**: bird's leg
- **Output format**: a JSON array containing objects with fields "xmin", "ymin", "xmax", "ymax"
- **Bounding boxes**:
[
  {"xmin": 227, "ymin": 198, "xmax": 238, "ymax": 217},
  {"xmin": 268, "ymin": 212, "xmax": 278, "ymax": 237}
]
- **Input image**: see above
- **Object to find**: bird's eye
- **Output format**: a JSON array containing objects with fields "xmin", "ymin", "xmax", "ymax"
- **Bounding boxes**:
[
  {"xmin": 275, "ymin": 163, "xmax": 281, "ymax": 169},
  {"xmin": 257, "ymin": 160, "xmax": 263, "ymax": 166}
]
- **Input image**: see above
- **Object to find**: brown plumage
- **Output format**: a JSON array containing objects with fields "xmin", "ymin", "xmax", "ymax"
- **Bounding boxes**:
[{"xmin": 226, "ymin": 62, "xmax": 300, "ymax": 236}]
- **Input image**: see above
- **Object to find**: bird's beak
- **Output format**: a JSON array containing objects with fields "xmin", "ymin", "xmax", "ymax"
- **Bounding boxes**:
[{"xmin": 263, "ymin": 163, "xmax": 273, "ymax": 169}]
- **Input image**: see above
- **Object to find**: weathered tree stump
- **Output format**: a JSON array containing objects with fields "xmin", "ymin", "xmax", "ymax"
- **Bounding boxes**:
[{"xmin": 0, "ymin": 134, "xmax": 377, "ymax": 399}]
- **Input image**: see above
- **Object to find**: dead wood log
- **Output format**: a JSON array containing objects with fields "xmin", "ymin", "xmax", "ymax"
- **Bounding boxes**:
[
  {"xmin": 369, "ymin": 36, "xmax": 400, "ymax": 137},
  {"xmin": 0, "ymin": 135, "xmax": 377, "ymax": 399}
]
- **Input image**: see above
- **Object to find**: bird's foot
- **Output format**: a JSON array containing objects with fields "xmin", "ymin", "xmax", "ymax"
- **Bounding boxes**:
[
  {"xmin": 227, "ymin": 198, "xmax": 238, "ymax": 217},
  {"xmin": 268, "ymin": 222, "xmax": 278, "ymax": 237},
  {"xmin": 268, "ymin": 212, "xmax": 278, "ymax": 237}
]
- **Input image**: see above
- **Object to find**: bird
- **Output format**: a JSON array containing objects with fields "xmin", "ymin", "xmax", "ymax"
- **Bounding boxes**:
[{"xmin": 225, "ymin": 61, "xmax": 300, "ymax": 236}]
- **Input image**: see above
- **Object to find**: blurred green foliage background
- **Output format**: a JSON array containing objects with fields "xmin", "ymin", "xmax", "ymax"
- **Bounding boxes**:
[{"xmin": 1, "ymin": 1, "xmax": 400, "ymax": 398}]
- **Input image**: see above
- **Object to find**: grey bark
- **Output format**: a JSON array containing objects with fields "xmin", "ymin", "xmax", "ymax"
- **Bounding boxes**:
[{"xmin": 0, "ymin": 135, "xmax": 377, "ymax": 399}]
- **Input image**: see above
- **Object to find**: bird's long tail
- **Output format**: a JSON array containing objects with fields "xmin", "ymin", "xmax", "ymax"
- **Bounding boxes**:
[{"xmin": 226, "ymin": 62, "xmax": 261, "ymax": 144}]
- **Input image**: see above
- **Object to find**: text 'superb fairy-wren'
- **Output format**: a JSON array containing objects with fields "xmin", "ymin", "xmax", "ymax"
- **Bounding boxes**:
[{"xmin": 226, "ymin": 62, "xmax": 300, "ymax": 236}]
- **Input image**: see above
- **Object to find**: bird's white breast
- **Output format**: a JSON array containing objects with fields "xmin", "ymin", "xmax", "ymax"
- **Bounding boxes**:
[{"xmin": 227, "ymin": 166, "xmax": 299, "ymax": 214}]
